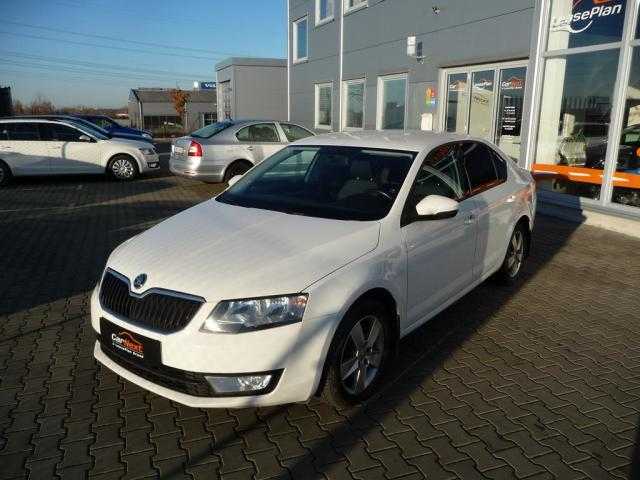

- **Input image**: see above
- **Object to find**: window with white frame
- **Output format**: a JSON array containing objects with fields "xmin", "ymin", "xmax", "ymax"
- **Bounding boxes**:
[
  {"xmin": 315, "ymin": 83, "xmax": 333, "ymax": 129},
  {"xmin": 377, "ymin": 74, "xmax": 407, "ymax": 130},
  {"xmin": 293, "ymin": 16, "xmax": 308, "ymax": 63},
  {"xmin": 342, "ymin": 79, "xmax": 365, "ymax": 130},
  {"xmin": 344, "ymin": 0, "xmax": 367, "ymax": 14},
  {"xmin": 316, "ymin": 0, "xmax": 334, "ymax": 25}
]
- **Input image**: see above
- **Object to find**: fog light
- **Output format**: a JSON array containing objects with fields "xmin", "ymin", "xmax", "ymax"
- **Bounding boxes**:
[
  {"xmin": 206, "ymin": 374, "xmax": 273, "ymax": 394},
  {"xmin": 147, "ymin": 162, "xmax": 159, "ymax": 168}
]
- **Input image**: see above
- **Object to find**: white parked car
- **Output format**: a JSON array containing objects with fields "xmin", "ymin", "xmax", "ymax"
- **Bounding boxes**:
[
  {"xmin": 0, "ymin": 118, "xmax": 160, "ymax": 185},
  {"xmin": 169, "ymin": 119, "xmax": 314, "ymax": 183},
  {"xmin": 92, "ymin": 131, "xmax": 536, "ymax": 408}
]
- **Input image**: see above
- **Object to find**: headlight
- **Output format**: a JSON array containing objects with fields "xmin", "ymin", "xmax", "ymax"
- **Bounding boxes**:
[
  {"xmin": 201, "ymin": 294, "xmax": 307, "ymax": 334},
  {"xmin": 142, "ymin": 133, "xmax": 152, "ymax": 139},
  {"xmin": 139, "ymin": 147, "xmax": 155, "ymax": 155}
]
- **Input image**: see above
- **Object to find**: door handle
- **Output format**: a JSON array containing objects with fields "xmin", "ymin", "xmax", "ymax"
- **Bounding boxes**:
[
  {"xmin": 0, "ymin": 146, "xmax": 10, "ymax": 150},
  {"xmin": 464, "ymin": 214, "xmax": 476, "ymax": 225},
  {"xmin": 246, "ymin": 145, "xmax": 254, "ymax": 151},
  {"xmin": 506, "ymin": 194, "xmax": 516, "ymax": 203}
]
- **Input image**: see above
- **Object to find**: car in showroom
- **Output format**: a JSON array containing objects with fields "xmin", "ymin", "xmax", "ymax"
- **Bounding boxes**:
[
  {"xmin": 0, "ymin": 118, "xmax": 159, "ymax": 185},
  {"xmin": 92, "ymin": 131, "xmax": 536, "ymax": 408},
  {"xmin": 76, "ymin": 114, "xmax": 153, "ymax": 140},
  {"xmin": 169, "ymin": 119, "xmax": 314, "ymax": 183}
]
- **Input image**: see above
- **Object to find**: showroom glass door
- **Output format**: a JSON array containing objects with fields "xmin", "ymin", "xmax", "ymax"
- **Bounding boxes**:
[{"xmin": 442, "ymin": 62, "xmax": 527, "ymax": 159}]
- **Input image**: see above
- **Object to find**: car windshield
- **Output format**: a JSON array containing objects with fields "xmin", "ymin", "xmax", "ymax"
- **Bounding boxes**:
[
  {"xmin": 217, "ymin": 145, "xmax": 416, "ymax": 221},
  {"xmin": 66, "ymin": 118, "xmax": 112, "ymax": 139},
  {"xmin": 191, "ymin": 121, "xmax": 234, "ymax": 138}
]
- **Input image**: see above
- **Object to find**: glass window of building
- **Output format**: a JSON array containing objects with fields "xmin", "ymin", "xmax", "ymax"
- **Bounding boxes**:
[
  {"xmin": 293, "ymin": 17, "xmax": 308, "ymax": 63},
  {"xmin": 315, "ymin": 83, "xmax": 333, "ymax": 129},
  {"xmin": 547, "ymin": 0, "xmax": 626, "ymax": 51},
  {"xmin": 345, "ymin": 0, "xmax": 367, "ymax": 14},
  {"xmin": 469, "ymin": 70, "xmax": 495, "ymax": 139},
  {"xmin": 614, "ymin": 48, "xmax": 640, "ymax": 208},
  {"xmin": 495, "ymin": 67, "xmax": 527, "ymax": 160},
  {"xmin": 445, "ymin": 73, "xmax": 469, "ymax": 134},
  {"xmin": 377, "ymin": 74, "xmax": 407, "ymax": 130},
  {"xmin": 316, "ymin": 0, "xmax": 334, "ymax": 24},
  {"xmin": 534, "ymin": 48, "xmax": 620, "ymax": 202},
  {"xmin": 342, "ymin": 79, "xmax": 365, "ymax": 130}
]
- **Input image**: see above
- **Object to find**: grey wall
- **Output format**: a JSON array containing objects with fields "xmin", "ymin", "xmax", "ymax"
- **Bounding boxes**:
[
  {"xmin": 216, "ymin": 64, "xmax": 287, "ymax": 121},
  {"xmin": 289, "ymin": 0, "xmax": 535, "ymax": 131}
]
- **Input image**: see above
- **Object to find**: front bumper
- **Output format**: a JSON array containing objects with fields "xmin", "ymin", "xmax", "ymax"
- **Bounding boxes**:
[
  {"xmin": 90, "ymin": 287, "xmax": 334, "ymax": 408},
  {"xmin": 169, "ymin": 155, "xmax": 225, "ymax": 183},
  {"xmin": 140, "ymin": 153, "xmax": 160, "ymax": 173}
]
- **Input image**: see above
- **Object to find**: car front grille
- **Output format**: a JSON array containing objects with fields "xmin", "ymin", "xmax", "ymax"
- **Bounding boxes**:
[
  {"xmin": 98, "ymin": 340, "xmax": 213, "ymax": 397},
  {"xmin": 99, "ymin": 270, "xmax": 204, "ymax": 333}
]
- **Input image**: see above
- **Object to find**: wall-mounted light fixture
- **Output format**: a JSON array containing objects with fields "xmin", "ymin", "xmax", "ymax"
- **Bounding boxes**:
[{"xmin": 407, "ymin": 35, "xmax": 425, "ymax": 63}]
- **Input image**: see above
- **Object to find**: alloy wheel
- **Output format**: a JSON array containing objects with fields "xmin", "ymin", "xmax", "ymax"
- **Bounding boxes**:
[
  {"xmin": 112, "ymin": 158, "xmax": 135, "ymax": 179},
  {"xmin": 339, "ymin": 315, "xmax": 385, "ymax": 395},
  {"xmin": 505, "ymin": 229, "xmax": 524, "ymax": 278}
]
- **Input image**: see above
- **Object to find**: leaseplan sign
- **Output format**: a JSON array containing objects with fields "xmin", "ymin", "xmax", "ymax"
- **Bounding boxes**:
[{"xmin": 550, "ymin": 0, "xmax": 624, "ymax": 35}]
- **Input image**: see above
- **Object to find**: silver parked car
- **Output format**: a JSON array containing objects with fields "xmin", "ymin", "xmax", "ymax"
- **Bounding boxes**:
[{"xmin": 169, "ymin": 120, "xmax": 314, "ymax": 183}]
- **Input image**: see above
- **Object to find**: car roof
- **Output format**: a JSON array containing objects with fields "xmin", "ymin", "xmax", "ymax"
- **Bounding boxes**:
[{"xmin": 291, "ymin": 130, "xmax": 476, "ymax": 152}]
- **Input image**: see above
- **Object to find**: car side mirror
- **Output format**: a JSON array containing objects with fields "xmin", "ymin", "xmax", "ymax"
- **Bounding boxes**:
[
  {"xmin": 79, "ymin": 134, "xmax": 92, "ymax": 142},
  {"xmin": 227, "ymin": 174, "xmax": 242, "ymax": 187},
  {"xmin": 415, "ymin": 195, "xmax": 459, "ymax": 220}
]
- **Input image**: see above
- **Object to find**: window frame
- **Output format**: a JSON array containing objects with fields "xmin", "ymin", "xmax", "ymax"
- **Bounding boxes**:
[
  {"xmin": 376, "ymin": 73, "xmax": 408, "ymax": 131},
  {"xmin": 315, "ymin": 0, "xmax": 334, "ymax": 26},
  {"xmin": 235, "ymin": 123, "xmax": 282, "ymax": 144},
  {"xmin": 343, "ymin": 0, "xmax": 367, "ymax": 15},
  {"xmin": 341, "ymin": 78, "xmax": 366, "ymax": 131},
  {"xmin": 279, "ymin": 122, "xmax": 314, "ymax": 142},
  {"xmin": 315, "ymin": 82, "xmax": 333, "ymax": 130},
  {"xmin": 401, "ymin": 141, "xmax": 467, "ymax": 227},
  {"xmin": 459, "ymin": 141, "xmax": 507, "ymax": 197},
  {"xmin": 292, "ymin": 16, "xmax": 309, "ymax": 64}
]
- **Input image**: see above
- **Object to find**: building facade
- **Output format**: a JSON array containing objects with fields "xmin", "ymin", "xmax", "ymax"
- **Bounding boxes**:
[
  {"xmin": 288, "ymin": 0, "xmax": 640, "ymax": 233},
  {"xmin": 215, "ymin": 57, "xmax": 288, "ymax": 121},
  {"xmin": 128, "ymin": 88, "xmax": 217, "ymax": 137}
]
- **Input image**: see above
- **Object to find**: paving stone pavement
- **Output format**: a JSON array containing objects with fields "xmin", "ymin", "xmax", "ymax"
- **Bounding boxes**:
[{"xmin": 0, "ymin": 169, "xmax": 639, "ymax": 480}]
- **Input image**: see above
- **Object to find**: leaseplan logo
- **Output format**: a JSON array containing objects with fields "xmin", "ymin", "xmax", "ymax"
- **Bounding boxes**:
[
  {"xmin": 551, "ymin": 0, "xmax": 623, "ymax": 35},
  {"xmin": 111, "ymin": 331, "xmax": 144, "ymax": 359}
]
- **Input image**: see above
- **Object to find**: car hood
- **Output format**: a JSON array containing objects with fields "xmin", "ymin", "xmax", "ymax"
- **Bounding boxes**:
[
  {"xmin": 112, "ymin": 132, "xmax": 153, "ymax": 144},
  {"xmin": 106, "ymin": 199, "xmax": 381, "ymax": 301},
  {"xmin": 102, "ymin": 137, "xmax": 152, "ymax": 149}
]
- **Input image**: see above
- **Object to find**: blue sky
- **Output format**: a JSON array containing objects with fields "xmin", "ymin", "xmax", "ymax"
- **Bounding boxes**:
[{"xmin": 1, "ymin": 0, "xmax": 287, "ymax": 107}]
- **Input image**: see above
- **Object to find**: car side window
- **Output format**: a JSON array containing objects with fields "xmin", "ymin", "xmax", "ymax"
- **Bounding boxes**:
[
  {"xmin": 1, "ymin": 123, "xmax": 41, "ymax": 141},
  {"xmin": 491, "ymin": 149, "xmax": 508, "ymax": 182},
  {"xmin": 461, "ymin": 142, "xmax": 501, "ymax": 195},
  {"xmin": 402, "ymin": 143, "xmax": 467, "ymax": 224},
  {"xmin": 280, "ymin": 123, "xmax": 313, "ymax": 142},
  {"xmin": 236, "ymin": 123, "xmax": 280, "ymax": 143},
  {"xmin": 45, "ymin": 124, "xmax": 86, "ymax": 142}
]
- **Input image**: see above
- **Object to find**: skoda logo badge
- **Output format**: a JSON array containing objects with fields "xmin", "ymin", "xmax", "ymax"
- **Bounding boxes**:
[{"xmin": 133, "ymin": 274, "xmax": 147, "ymax": 290}]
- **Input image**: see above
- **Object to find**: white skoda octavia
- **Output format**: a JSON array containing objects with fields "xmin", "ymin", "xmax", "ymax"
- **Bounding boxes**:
[{"xmin": 91, "ymin": 131, "xmax": 536, "ymax": 408}]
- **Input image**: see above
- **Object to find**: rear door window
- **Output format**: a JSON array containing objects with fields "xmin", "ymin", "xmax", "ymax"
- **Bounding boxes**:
[
  {"xmin": 461, "ymin": 142, "xmax": 501, "ymax": 195},
  {"xmin": 280, "ymin": 123, "xmax": 314, "ymax": 142},
  {"xmin": 0, "ymin": 123, "xmax": 42, "ymax": 141},
  {"xmin": 236, "ymin": 123, "xmax": 281, "ymax": 143}
]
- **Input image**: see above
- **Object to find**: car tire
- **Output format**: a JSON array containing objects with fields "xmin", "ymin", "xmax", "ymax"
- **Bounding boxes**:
[
  {"xmin": 108, "ymin": 155, "xmax": 139, "ymax": 181},
  {"xmin": 320, "ymin": 299, "xmax": 392, "ymax": 409},
  {"xmin": 0, "ymin": 161, "xmax": 12, "ymax": 187},
  {"xmin": 496, "ymin": 221, "xmax": 528, "ymax": 284},
  {"xmin": 223, "ymin": 160, "xmax": 252, "ymax": 183}
]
